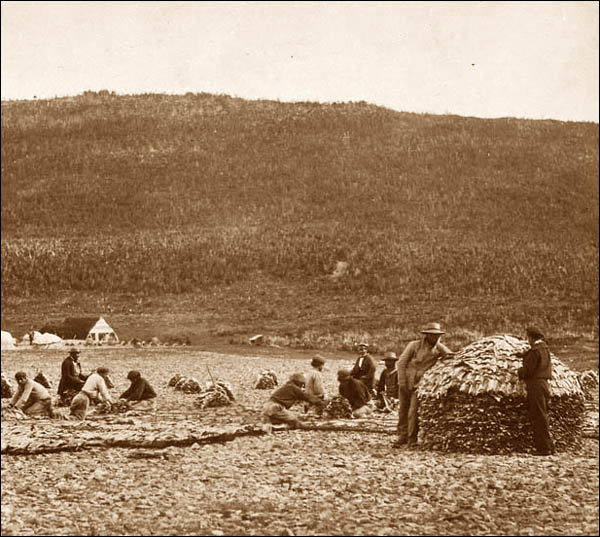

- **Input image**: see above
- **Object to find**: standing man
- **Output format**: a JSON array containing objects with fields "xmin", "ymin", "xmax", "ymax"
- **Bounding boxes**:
[
  {"xmin": 9, "ymin": 371, "xmax": 54, "ymax": 417},
  {"xmin": 517, "ymin": 327, "xmax": 555, "ymax": 456},
  {"xmin": 69, "ymin": 367, "xmax": 112, "ymax": 420},
  {"xmin": 393, "ymin": 323, "xmax": 454, "ymax": 448},
  {"xmin": 350, "ymin": 342, "xmax": 377, "ymax": 396},
  {"xmin": 58, "ymin": 348, "xmax": 88, "ymax": 406}
]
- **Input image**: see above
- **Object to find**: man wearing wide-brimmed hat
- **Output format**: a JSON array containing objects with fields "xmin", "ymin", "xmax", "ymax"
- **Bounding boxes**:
[
  {"xmin": 57, "ymin": 348, "xmax": 88, "ymax": 406},
  {"xmin": 393, "ymin": 323, "xmax": 454, "ymax": 448},
  {"xmin": 350, "ymin": 341, "xmax": 377, "ymax": 396},
  {"xmin": 516, "ymin": 326, "xmax": 555, "ymax": 455},
  {"xmin": 375, "ymin": 351, "xmax": 399, "ymax": 411}
]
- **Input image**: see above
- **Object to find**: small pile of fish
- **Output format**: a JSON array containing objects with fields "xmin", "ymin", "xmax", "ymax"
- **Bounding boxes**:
[
  {"xmin": 323, "ymin": 396, "xmax": 353, "ymax": 419},
  {"xmin": 254, "ymin": 370, "xmax": 278, "ymax": 390},
  {"xmin": 195, "ymin": 381, "xmax": 236, "ymax": 409}
]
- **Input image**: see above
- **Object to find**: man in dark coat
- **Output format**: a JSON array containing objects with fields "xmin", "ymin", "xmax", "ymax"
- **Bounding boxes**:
[
  {"xmin": 517, "ymin": 326, "xmax": 555, "ymax": 455},
  {"xmin": 376, "ymin": 351, "xmax": 399, "ymax": 410},
  {"xmin": 57, "ymin": 349, "xmax": 88, "ymax": 406},
  {"xmin": 350, "ymin": 342, "xmax": 376, "ymax": 396},
  {"xmin": 119, "ymin": 370, "xmax": 157, "ymax": 409},
  {"xmin": 337, "ymin": 369, "xmax": 372, "ymax": 418},
  {"xmin": 262, "ymin": 373, "xmax": 324, "ymax": 427}
]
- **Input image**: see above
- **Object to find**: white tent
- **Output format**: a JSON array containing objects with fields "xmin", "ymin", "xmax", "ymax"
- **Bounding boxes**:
[
  {"xmin": 1, "ymin": 330, "xmax": 16, "ymax": 350},
  {"xmin": 32, "ymin": 331, "xmax": 63, "ymax": 345},
  {"xmin": 87, "ymin": 317, "xmax": 119, "ymax": 343}
]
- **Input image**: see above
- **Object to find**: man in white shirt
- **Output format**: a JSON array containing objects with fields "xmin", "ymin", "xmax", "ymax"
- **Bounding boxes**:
[
  {"xmin": 70, "ymin": 367, "xmax": 112, "ymax": 420},
  {"xmin": 305, "ymin": 355, "xmax": 327, "ymax": 415},
  {"xmin": 393, "ymin": 322, "xmax": 454, "ymax": 447},
  {"xmin": 9, "ymin": 371, "xmax": 54, "ymax": 417}
]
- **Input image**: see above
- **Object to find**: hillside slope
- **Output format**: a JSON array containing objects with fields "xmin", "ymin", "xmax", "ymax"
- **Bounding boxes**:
[{"xmin": 1, "ymin": 92, "xmax": 598, "ymax": 340}]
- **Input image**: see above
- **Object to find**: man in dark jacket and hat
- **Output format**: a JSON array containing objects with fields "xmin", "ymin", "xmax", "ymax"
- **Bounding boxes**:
[
  {"xmin": 57, "ymin": 348, "xmax": 88, "ymax": 406},
  {"xmin": 517, "ymin": 326, "xmax": 555, "ymax": 455},
  {"xmin": 393, "ymin": 322, "xmax": 454, "ymax": 447},
  {"xmin": 350, "ymin": 342, "xmax": 377, "ymax": 396}
]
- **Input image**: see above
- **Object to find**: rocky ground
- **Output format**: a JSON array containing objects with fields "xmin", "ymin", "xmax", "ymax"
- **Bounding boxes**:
[{"xmin": 1, "ymin": 347, "xmax": 598, "ymax": 536}]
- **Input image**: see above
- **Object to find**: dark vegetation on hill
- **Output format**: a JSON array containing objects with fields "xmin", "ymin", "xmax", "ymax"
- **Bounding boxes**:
[{"xmin": 1, "ymin": 91, "xmax": 598, "ymax": 340}]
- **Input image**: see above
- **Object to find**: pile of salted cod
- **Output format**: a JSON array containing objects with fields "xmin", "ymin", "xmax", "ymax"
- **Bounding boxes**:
[{"xmin": 416, "ymin": 335, "xmax": 586, "ymax": 454}]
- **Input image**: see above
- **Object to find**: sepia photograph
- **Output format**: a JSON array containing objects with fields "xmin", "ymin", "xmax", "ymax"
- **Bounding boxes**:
[{"xmin": 1, "ymin": 1, "xmax": 598, "ymax": 535}]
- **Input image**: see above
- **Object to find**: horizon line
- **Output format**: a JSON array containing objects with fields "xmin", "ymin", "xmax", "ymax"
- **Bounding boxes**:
[{"xmin": 1, "ymin": 89, "xmax": 598, "ymax": 125}]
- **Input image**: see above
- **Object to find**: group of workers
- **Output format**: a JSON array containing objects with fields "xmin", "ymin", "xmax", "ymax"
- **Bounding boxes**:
[
  {"xmin": 7, "ymin": 322, "xmax": 554, "ymax": 455},
  {"xmin": 7, "ymin": 348, "xmax": 157, "ymax": 420},
  {"xmin": 262, "ymin": 322, "xmax": 555, "ymax": 456}
]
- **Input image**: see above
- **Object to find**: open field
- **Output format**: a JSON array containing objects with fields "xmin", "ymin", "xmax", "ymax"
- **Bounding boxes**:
[{"xmin": 1, "ymin": 347, "xmax": 598, "ymax": 536}]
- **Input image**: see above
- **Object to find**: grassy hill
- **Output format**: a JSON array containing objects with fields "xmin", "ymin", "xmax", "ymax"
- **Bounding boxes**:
[{"xmin": 1, "ymin": 91, "xmax": 598, "ymax": 346}]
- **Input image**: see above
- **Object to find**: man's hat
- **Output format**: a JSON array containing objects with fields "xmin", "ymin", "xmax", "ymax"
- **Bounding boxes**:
[
  {"xmin": 357, "ymin": 341, "xmax": 369, "ymax": 348},
  {"xmin": 526, "ymin": 326, "xmax": 545, "ymax": 340},
  {"xmin": 420, "ymin": 322, "xmax": 445, "ymax": 335},
  {"xmin": 337, "ymin": 369, "xmax": 351, "ymax": 380},
  {"xmin": 311, "ymin": 355, "xmax": 326, "ymax": 367},
  {"xmin": 382, "ymin": 351, "xmax": 398, "ymax": 362},
  {"xmin": 68, "ymin": 348, "xmax": 80, "ymax": 357},
  {"xmin": 290, "ymin": 372, "xmax": 306, "ymax": 386}
]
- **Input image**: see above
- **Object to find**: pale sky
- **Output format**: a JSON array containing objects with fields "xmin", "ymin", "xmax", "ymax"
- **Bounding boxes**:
[{"xmin": 1, "ymin": 1, "xmax": 598, "ymax": 122}]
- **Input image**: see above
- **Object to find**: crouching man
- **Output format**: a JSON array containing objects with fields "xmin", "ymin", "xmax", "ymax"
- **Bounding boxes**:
[
  {"xmin": 119, "ymin": 370, "xmax": 157, "ymax": 410},
  {"xmin": 337, "ymin": 369, "xmax": 372, "ymax": 418},
  {"xmin": 263, "ymin": 372, "xmax": 325, "ymax": 428},
  {"xmin": 9, "ymin": 371, "xmax": 54, "ymax": 417},
  {"xmin": 70, "ymin": 367, "xmax": 112, "ymax": 420},
  {"xmin": 375, "ymin": 352, "xmax": 399, "ymax": 411}
]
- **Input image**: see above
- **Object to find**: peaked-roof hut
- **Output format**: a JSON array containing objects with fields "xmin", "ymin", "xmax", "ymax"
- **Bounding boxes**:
[{"xmin": 55, "ymin": 317, "xmax": 119, "ymax": 342}]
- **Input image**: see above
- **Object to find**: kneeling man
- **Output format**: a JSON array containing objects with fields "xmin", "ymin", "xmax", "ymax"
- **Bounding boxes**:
[
  {"xmin": 120, "ymin": 370, "xmax": 157, "ymax": 410},
  {"xmin": 9, "ymin": 371, "xmax": 54, "ymax": 417}
]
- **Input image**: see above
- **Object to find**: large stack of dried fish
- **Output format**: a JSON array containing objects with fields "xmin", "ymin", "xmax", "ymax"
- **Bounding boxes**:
[
  {"xmin": 323, "ymin": 396, "xmax": 353, "ymax": 419},
  {"xmin": 417, "ymin": 335, "xmax": 585, "ymax": 454},
  {"xmin": 254, "ymin": 370, "xmax": 278, "ymax": 390},
  {"xmin": 195, "ymin": 382, "xmax": 235, "ymax": 409},
  {"xmin": 577, "ymin": 370, "xmax": 599, "ymax": 438},
  {"xmin": 1, "ymin": 373, "xmax": 14, "ymax": 399}
]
